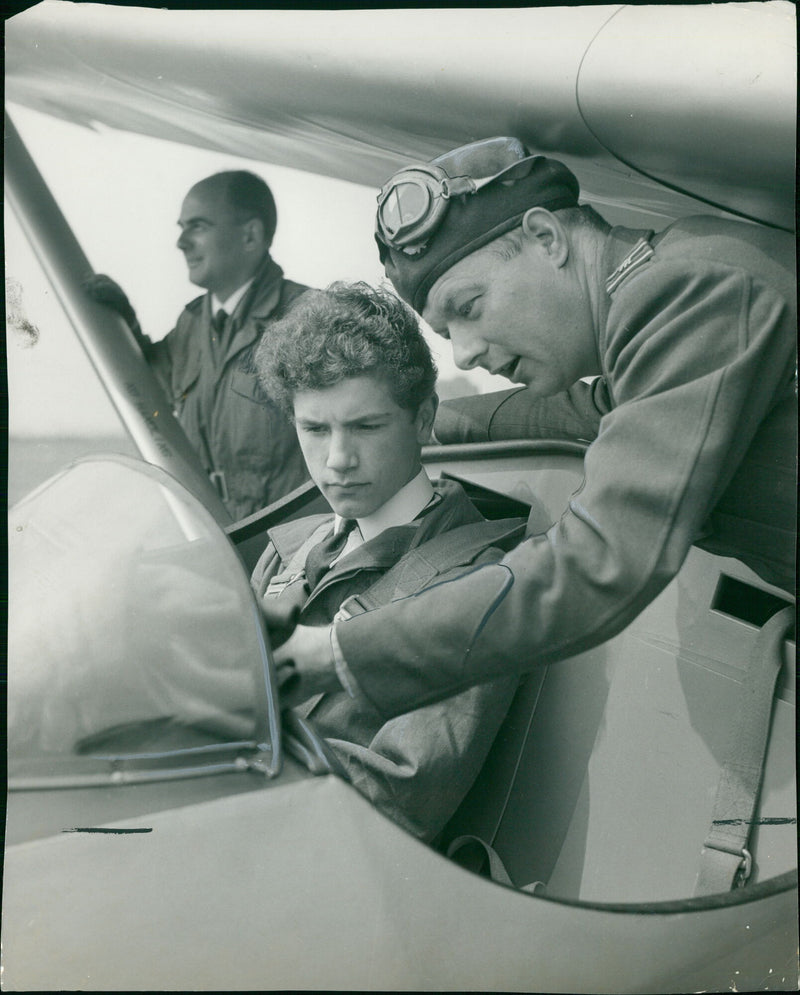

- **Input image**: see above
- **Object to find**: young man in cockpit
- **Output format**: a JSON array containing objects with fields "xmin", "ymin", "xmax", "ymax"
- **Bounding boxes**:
[{"xmin": 250, "ymin": 281, "xmax": 522, "ymax": 841}]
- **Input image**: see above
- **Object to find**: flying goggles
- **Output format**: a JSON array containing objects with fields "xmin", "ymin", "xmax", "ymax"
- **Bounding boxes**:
[{"xmin": 376, "ymin": 137, "xmax": 541, "ymax": 255}]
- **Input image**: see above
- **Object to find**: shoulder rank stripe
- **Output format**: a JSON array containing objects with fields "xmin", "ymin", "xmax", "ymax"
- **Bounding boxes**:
[{"xmin": 605, "ymin": 237, "xmax": 655, "ymax": 295}]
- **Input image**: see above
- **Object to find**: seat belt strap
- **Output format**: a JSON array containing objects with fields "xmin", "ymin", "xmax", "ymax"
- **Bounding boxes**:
[
  {"xmin": 350, "ymin": 519, "xmax": 527, "ymax": 613},
  {"xmin": 447, "ymin": 834, "xmax": 545, "ymax": 894},
  {"xmin": 694, "ymin": 605, "xmax": 794, "ymax": 895}
]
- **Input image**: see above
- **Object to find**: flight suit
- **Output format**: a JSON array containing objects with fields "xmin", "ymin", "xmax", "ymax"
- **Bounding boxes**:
[
  {"xmin": 252, "ymin": 479, "xmax": 524, "ymax": 841},
  {"xmin": 144, "ymin": 256, "xmax": 311, "ymax": 520}
]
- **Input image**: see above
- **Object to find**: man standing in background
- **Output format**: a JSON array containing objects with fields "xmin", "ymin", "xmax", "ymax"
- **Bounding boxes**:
[{"xmin": 87, "ymin": 170, "xmax": 311, "ymax": 520}]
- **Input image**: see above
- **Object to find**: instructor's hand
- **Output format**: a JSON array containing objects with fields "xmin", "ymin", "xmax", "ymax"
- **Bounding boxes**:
[
  {"xmin": 83, "ymin": 273, "xmax": 141, "ymax": 335},
  {"xmin": 273, "ymin": 624, "xmax": 340, "ymax": 709}
]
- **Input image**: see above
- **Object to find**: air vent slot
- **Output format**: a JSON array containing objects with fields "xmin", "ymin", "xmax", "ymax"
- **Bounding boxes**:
[{"xmin": 711, "ymin": 574, "xmax": 794, "ymax": 632}]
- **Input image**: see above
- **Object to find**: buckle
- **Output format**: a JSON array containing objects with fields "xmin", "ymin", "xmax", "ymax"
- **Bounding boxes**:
[
  {"xmin": 705, "ymin": 841, "xmax": 753, "ymax": 886},
  {"xmin": 334, "ymin": 593, "xmax": 369, "ymax": 622},
  {"xmin": 209, "ymin": 470, "xmax": 229, "ymax": 503},
  {"xmin": 736, "ymin": 847, "xmax": 753, "ymax": 885}
]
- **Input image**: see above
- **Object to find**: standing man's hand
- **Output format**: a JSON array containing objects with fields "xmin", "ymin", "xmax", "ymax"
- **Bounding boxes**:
[
  {"xmin": 83, "ymin": 273, "xmax": 142, "ymax": 337},
  {"xmin": 273, "ymin": 624, "xmax": 341, "ymax": 708}
]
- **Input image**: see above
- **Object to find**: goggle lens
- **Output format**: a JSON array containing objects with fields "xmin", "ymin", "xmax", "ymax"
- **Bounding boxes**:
[{"xmin": 380, "ymin": 181, "xmax": 432, "ymax": 239}]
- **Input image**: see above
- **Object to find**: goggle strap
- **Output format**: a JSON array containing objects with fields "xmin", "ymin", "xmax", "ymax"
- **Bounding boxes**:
[
  {"xmin": 471, "ymin": 154, "xmax": 541, "ymax": 192},
  {"xmin": 441, "ymin": 175, "xmax": 477, "ymax": 199}
]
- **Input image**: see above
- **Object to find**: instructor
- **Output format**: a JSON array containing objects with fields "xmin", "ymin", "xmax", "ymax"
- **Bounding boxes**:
[{"xmin": 276, "ymin": 136, "xmax": 796, "ymax": 716}]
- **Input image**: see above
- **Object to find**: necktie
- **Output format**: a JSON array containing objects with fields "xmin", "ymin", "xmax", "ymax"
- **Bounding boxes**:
[
  {"xmin": 212, "ymin": 308, "xmax": 228, "ymax": 335},
  {"xmin": 304, "ymin": 519, "xmax": 358, "ymax": 589}
]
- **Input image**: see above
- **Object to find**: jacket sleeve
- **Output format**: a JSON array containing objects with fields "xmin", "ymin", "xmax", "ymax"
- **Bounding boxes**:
[
  {"xmin": 335, "ymin": 259, "xmax": 796, "ymax": 718},
  {"xmin": 326, "ymin": 677, "xmax": 517, "ymax": 842},
  {"xmin": 139, "ymin": 305, "xmax": 202, "ymax": 405},
  {"xmin": 434, "ymin": 381, "xmax": 609, "ymax": 444},
  {"xmin": 140, "ymin": 336, "xmax": 174, "ymax": 399}
]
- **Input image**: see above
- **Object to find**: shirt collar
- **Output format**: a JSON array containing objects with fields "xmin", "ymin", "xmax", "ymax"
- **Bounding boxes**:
[
  {"xmin": 211, "ymin": 278, "xmax": 254, "ymax": 317},
  {"xmin": 334, "ymin": 467, "xmax": 434, "ymax": 543}
]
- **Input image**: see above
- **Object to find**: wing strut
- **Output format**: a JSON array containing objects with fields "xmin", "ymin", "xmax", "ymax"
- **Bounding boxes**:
[{"xmin": 4, "ymin": 110, "xmax": 231, "ymax": 525}]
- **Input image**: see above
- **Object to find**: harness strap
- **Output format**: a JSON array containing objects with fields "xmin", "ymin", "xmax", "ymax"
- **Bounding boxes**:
[
  {"xmin": 446, "ymin": 835, "xmax": 544, "ymax": 894},
  {"xmin": 694, "ymin": 605, "xmax": 794, "ymax": 895},
  {"xmin": 347, "ymin": 519, "xmax": 526, "ymax": 613}
]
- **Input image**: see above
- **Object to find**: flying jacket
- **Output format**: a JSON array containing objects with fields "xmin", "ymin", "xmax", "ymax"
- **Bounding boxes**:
[
  {"xmin": 251, "ymin": 479, "xmax": 525, "ymax": 841},
  {"xmin": 142, "ymin": 256, "xmax": 310, "ymax": 520},
  {"xmin": 336, "ymin": 217, "xmax": 797, "ymax": 718}
]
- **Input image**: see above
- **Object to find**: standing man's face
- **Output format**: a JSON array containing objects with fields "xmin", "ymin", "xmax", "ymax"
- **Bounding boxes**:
[
  {"xmin": 421, "ymin": 218, "xmax": 598, "ymax": 399},
  {"xmin": 176, "ymin": 182, "xmax": 259, "ymax": 299},
  {"xmin": 293, "ymin": 374, "xmax": 435, "ymax": 520}
]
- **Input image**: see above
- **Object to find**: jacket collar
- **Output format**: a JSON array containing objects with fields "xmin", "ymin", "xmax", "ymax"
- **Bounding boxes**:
[
  {"xmin": 303, "ymin": 478, "xmax": 483, "ymax": 601},
  {"xmin": 266, "ymin": 477, "xmax": 484, "ymax": 606},
  {"xmin": 333, "ymin": 468, "xmax": 434, "ymax": 544},
  {"xmin": 204, "ymin": 254, "xmax": 285, "ymax": 359},
  {"xmin": 211, "ymin": 278, "xmax": 254, "ymax": 317},
  {"xmin": 596, "ymin": 226, "xmax": 655, "ymax": 349},
  {"xmin": 315, "ymin": 524, "xmax": 420, "ymax": 582}
]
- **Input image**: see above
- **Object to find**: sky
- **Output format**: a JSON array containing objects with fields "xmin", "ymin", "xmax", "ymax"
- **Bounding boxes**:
[{"xmin": 6, "ymin": 103, "xmax": 504, "ymax": 438}]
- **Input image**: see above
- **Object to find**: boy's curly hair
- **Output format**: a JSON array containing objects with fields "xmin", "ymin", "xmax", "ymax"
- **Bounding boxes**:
[{"xmin": 255, "ymin": 281, "xmax": 437, "ymax": 417}]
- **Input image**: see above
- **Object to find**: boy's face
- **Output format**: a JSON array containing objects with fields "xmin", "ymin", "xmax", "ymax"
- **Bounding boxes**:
[{"xmin": 293, "ymin": 374, "xmax": 435, "ymax": 520}]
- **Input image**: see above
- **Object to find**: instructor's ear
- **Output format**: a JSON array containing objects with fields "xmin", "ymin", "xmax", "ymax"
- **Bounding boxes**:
[{"xmin": 521, "ymin": 207, "xmax": 569, "ymax": 268}]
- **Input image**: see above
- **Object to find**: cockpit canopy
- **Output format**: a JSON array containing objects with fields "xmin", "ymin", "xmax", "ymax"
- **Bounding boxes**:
[{"xmin": 8, "ymin": 455, "xmax": 278, "ymax": 776}]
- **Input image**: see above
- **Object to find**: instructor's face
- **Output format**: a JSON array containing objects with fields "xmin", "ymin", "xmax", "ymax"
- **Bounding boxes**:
[{"xmin": 422, "ymin": 231, "xmax": 596, "ymax": 399}]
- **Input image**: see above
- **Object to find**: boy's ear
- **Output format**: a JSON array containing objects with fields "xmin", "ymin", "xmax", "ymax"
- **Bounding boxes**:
[{"xmin": 415, "ymin": 393, "xmax": 438, "ymax": 444}]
